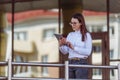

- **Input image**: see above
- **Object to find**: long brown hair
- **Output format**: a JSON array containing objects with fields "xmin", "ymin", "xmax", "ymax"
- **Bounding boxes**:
[{"xmin": 72, "ymin": 13, "xmax": 88, "ymax": 41}]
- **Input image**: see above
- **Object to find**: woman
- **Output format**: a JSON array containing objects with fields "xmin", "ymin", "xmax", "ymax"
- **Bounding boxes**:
[{"xmin": 59, "ymin": 13, "xmax": 92, "ymax": 79}]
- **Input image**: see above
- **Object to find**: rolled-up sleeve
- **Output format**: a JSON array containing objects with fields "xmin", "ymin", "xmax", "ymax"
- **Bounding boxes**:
[{"xmin": 59, "ymin": 45, "xmax": 69, "ymax": 54}]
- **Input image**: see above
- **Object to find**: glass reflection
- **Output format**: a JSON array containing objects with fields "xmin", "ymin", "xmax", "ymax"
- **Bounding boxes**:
[
  {"xmin": 109, "ymin": 0, "xmax": 120, "ymax": 79},
  {"xmin": 1, "ymin": 0, "xmax": 120, "ymax": 79},
  {"xmin": 92, "ymin": 40, "xmax": 102, "ymax": 79},
  {"xmin": 83, "ymin": 11, "xmax": 107, "ymax": 33},
  {"xmin": 109, "ymin": 14, "xmax": 120, "ymax": 60},
  {"xmin": 9, "ymin": 0, "xmax": 59, "ymax": 78},
  {"xmin": 0, "ymin": 3, "xmax": 12, "ymax": 76},
  {"xmin": 12, "ymin": 9, "xmax": 59, "ymax": 78},
  {"xmin": 110, "ymin": 61, "xmax": 120, "ymax": 80}
]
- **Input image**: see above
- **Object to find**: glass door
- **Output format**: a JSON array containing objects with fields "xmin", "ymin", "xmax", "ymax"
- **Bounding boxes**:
[{"xmin": 89, "ymin": 32, "xmax": 109, "ymax": 80}]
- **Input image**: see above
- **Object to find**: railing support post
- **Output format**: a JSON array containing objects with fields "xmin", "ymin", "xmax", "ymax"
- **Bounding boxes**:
[
  {"xmin": 118, "ymin": 63, "xmax": 120, "ymax": 80},
  {"xmin": 65, "ymin": 61, "xmax": 69, "ymax": 80},
  {"xmin": 8, "ymin": 58, "xmax": 12, "ymax": 80}
]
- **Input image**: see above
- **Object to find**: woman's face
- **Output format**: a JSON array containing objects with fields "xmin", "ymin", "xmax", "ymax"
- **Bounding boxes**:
[{"xmin": 69, "ymin": 18, "xmax": 81, "ymax": 31}]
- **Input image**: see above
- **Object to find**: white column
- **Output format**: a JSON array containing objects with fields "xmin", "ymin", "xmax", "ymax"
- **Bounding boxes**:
[
  {"xmin": 65, "ymin": 61, "xmax": 69, "ymax": 80},
  {"xmin": 118, "ymin": 63, "xmax": 120, "ymax": 80},
  {"xmin": 8, "ymin": 58, "xmax": 12, "ymax": 80}
]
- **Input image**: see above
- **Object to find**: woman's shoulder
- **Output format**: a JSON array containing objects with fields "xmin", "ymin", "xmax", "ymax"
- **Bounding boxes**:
[
  {"xmin": 66, "ymin": 32, "xmax": 74, "ymax": 38},
  {"xmin": 86, "ymin": 32, "xmax": 91, "ymax": 35},
  {"xmin": 68, "ymin": 32, "xmax": 75, "ymax": 36},
  {"xmin": 69, "ymin": 31, "xmax": 74, "ymax": 34},
  {"xmin": 86, "ymin": 32, "xmax": 92, "ymax": 39}
]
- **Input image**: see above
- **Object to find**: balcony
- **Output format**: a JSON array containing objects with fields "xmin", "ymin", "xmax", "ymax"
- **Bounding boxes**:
[{"xmin": 14, "ymin": 40, "xmax": 34, "ymax": 54}]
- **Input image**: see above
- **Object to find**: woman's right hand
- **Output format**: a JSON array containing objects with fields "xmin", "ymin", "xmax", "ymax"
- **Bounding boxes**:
[{"xmin": 59, "ymin": 37, "xmax": 66, "ymax": 46}]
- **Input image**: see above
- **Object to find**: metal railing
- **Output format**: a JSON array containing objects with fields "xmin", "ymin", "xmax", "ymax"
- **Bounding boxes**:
[{"xmin": 0, "ymin": 59, "xmax": 120, "ymax": 80}]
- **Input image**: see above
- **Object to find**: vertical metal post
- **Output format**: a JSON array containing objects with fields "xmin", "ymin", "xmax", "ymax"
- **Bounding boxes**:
[
  {"xmin": 12, "ymin": 0, "xmax": 15, "ymax": 78},
  {"xmin": 118, "ymin": 63, "xmax": 120, "ymax": 80},
  {"xmin": 58, "ymin": 0, "xmax": 61, "ymax": 34},
  {"xmin": 106, "ymin": 0, "xmax": 110, "ymax": 79},
  {"xmin": 8, "ymin": 58, "xmax": 12, "ymax": 80},
  {"xmin": 65, "ymin": 61, "xmax": 69, "ymax": 80}
]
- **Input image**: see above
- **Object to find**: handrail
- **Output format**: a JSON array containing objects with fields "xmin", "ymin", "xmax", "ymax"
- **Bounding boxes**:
[
  {"xmin": 118, "ymin": 64, "xmax": 120, "ymax": 80},
  {"xmin": 12, "ymin": 62, "xmax": 64, "ymax": 67},
  {"xmin": 0, "ymin": 59, "xmax": 120, "ymax": 80},
  {"xmin": 0, "ymin": 77, "xmax": 7, "ymax": 80},
  {"xmin": 0, "ymin": 62, "xmax": 7, "ymax": 66},
  {"xmin": 12, "ymin": 77, "xmax": 64, "ymax": 80},
  {"xmin": 69, "ymin": 64, "xmax": 118, "ymax": 69}
]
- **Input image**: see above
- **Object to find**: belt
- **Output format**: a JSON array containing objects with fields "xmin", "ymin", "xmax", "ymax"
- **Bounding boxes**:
[{"xmin": 69, "ymin": 57, "xmax": 86, "ymax": 61}]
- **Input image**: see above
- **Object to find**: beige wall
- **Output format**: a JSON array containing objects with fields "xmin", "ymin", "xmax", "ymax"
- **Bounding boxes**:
[
  {"xmin": 13, "ymin": 16, "xmax": 59, "ymax": 78},
  {"xmin": 0, "ymin": 11, "xmax": 7, "ymax": 76}
]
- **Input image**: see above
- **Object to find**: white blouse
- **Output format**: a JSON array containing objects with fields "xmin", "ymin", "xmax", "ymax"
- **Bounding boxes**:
[{"xmin": 59, "ymin": 31, "xmax": 92, "ymax": 59}]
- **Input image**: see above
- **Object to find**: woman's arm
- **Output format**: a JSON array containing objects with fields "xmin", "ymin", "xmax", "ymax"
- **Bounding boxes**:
[
  {"xmin": 73, "ymin": 33, "xmax": 92, "ymax": 56},
  {"xmin": 59, "ymin": 37, "xmax": 69, "ymax": 54},
  {"xmin": 59, "ymin": 45, "xmax": 69, "ymax": 54}
]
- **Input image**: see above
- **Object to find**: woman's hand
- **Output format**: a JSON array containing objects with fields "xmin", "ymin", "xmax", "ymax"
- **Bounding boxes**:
[
  {"xmin": 66, "ymin": 42, "xmax": 74, "ymax": 50},
  {"xmin": 59, "ymin": 38, "xmax": 74, "ymax": 49},
  {"xmin": 59, "ymin": 37, "xmax": 66, "ymax": 46}
]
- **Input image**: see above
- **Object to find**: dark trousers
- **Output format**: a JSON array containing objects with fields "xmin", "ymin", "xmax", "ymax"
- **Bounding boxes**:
[{"xmin": 69, "ymin": 59, "xmax": 88, "ymax": 79}]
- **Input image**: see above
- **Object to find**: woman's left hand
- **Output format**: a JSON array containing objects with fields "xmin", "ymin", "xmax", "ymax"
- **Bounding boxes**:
[{"xmin": 66, "ymin": 42, "xmax": 74, "ymax": 50}]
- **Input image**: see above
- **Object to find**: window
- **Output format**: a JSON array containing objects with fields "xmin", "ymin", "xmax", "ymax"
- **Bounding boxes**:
[
  {"xmin": 93, "ymin": 45, "xmax": 101, "ymax": 53},
  {"xmin": 14, "ymin": 55, "xmax": 23, "ymax": 74},
  {"xmin": 109, "ymin": 26, "xmax": 114, "ymax": 37},
  {"xmin": 15, "ymin": 55, "xmax": 23, "ymax": 62},
  {"xmin": 110, "ymin": 70, "xmax": 115, "ymax": 76},
  {"xmin": 14, "ymin": 32, "xmax": 27, "ymax": 40},
  {"xmin": 110, "ymin": 50, "xmax": 114, "ymax": 59},
  {"xmin": 43, "ymin": 28, "xmax": 55, "ymax": 40},
  {"xmin": 93, "ymin": 69, "xmax": 102, "ymax": 75},
  {"xmin": 14, "ymin": 32, "xmax": 19, "ymax": 40},
  {"xmin": 90, "ymin": 25, "xmax": 103, "ymax": 32},
  {"xmin": 14, "ymin": 55, "xmax": 28, "ymax": 74},
  {"xmin": 41, "ymin": 55, "xmax": 48, "ymax": 76}
]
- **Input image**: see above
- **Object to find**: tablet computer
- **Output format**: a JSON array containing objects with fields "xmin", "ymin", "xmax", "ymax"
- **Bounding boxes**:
[{"xmin": 54, "ymin": 34, "xmax": 63, "ymax": 40}]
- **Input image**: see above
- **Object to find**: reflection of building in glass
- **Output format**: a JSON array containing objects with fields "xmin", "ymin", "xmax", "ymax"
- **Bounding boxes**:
[
  {"xmin": 84, "ymin": 11, "xmax": 120, "ymax": 79},
  {"xmin": 6, "ymin": 10, "xmax": 60, "ymax": 78},
  {"xmin": 92, "ymin": 40, "xmax": 102, "ymax": 79}
]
